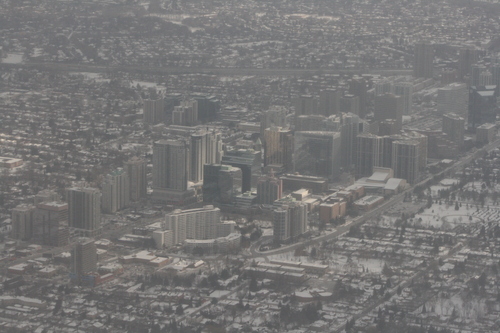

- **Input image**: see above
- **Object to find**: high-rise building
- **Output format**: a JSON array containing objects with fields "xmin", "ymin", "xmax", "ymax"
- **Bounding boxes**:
[
  {"xmin": 153, "ymin": 139, "xmax": 188, "ymax": 191},
  {"xmin": 413, "ymin": 42, "xmax": 434, "ymax": 78},
  {"xmin": 458, "ymin": 48, "xmax": 478, "ymax": 81},
  {"xmin": 490, "ymin": 63, "xmax": 500, "ymax": 88},
  {"xmin": 442, "ymin": 113, "xmax": 465, "ymax": 149},
  {"xmin": 293, "ymin": 131, "xmax": 341, "ymax": 180},
  {"xmin": 392, "ymin": 140, "xmax": 420, "ymax": 184},
  {"xmin": 437, "ymin": 83, "xmax": 468, "ymax": 116},
  {"xmin": 11, "ymin": 204, "xmax": 35, "ymax": 241},
  {"xmin": 470, "ymin": 64, "xmax": 487, "ymax": 87},
  {"xmin": 124, "ymin": 157, "xmax": 147, "ymax": 202},
  {"xmin": 324, "ymin": 113, "xmax": 360, "ymax": 169},
  {"xmin": 401, "ymin": 131, "xmax": 428, "ymax": 171},
  {"xmin": 356, "ymin": 133, "xmax": 383, "ymax": 178},
  {"xmin": 374, "ymin": 80, "xmax": 393, "ymax": 96},
  {"xmin": 256, "ymin": 170, "xmax": 282, "ymax": 205},
  {"xmin": 476, "ymin": 123, "xmax": 496, "ymax": 144},
  {"xmin": 143, "ymin": 97, "xmax": 165, "ymax": 125},
  {"xmin": 263, "ymin": 127, "xmax": 293, "ymax": 172},
  {"xmin": 33, "ymin": 202, "xmax": 69, "ymax": 247},
  {"xmin": 295, "ymin": 115, "xmax": 325, "ymax": 132},
  {"xmin": 468, "ymin": 85, "xmax": 498, "ymax": 131},
  {"xmin": 102, "ymin": 168, "xmax": 130, "ymax": 214},
  {"xmin": 165, "ymin": 206, "xmax": 221, "ymax": 243},
  {"xmin": 273, "ymin": 202, "xmax": 308, "ymax": 244},
  {"xmin": 221, "ymin": 149, "xmax": 261, "ymax": 193},
  {"xmin": 192, "ymin": 94, "xmax": 220, "ymax": 123},
  {"xmin": 71, "ymin": 239, "xmax": 97, "ymax": 282},
  {"xmin": 294, "ymin": 95, "xmax": 317, "ymax": 117},
  {"xmin": 348, "ymin": 77, "xmax": 368, "ymax": 117},
  {"xmin": 202, "ymin": 164, "xmax": 242, "ymax": 204},
  {"xmin": 340, "ymin": 94, "xmax": 360, "ymax": 115},
  {"xmin": 67, "ymin": 187, "xmax": 101, "ymax": 236},
  {"xmin": 479, "ymin": 71, "xmax": 493, "ymax": 86},
  {"xmin": 319, "ymin": 89, "xmax": 341, "ymax": 116},
  {"xmin": 273, "ymin": 208, "xmax": 289, "ymax": 243},
  {"xmin": 189, "ymin": 130, "xmax": 223, "ymax": 183},
  {"xmin": 34, "ymin": 190, "xmax": 60, "ymax": 206},
  {"xmin": 393, "ymin": 82, "xmax": 413, "ymax": 115},
  {"xmin": 374, "ymin": 93, "xmax": 403, "ymax": 132},
  {"xmin": 172, "ymin": 100, "xmax": 198, "ymax": 126},
  {"xmin": 260, "ymin": 107, "xmax": 287, "ymax": 137}
]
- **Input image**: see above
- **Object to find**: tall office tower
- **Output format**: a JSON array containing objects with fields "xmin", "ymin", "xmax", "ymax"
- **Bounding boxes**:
[
  {"xmin": 440, "ymin": 68, "xmax": 457, "ymax": 85},
  {"xmin": 67, "ymin": 187, "xmax": 101, "ymax": 236},
  {"xmin": 221, "ymin": 148, "xmax": 261, "ymax": 193},
  {"xmin": 468, "ymin": 85, "xmax": 498, "ymax": 131},
  {"xmin": 124, "ymin": 157, "xmax": 147, "ymax": 202},
  {"xmin": 203, "ymin": 164, "xmax": 242, "ymax": 204},
  {"xmin": 479, "ymin": 71, "xmax": 493, "ymax": 86},
  {"xmin": 340, "ymin": 94, "xmax": 360, "ymax": 115},
  {"xmin": 442, "ymin": 113, "xmax": 465, "ymax": 149},
  {"xmin": 11, "ymin": 204, "xmax": 35, "ymax": 240},
  {"xmin": 263, "ymin": 127, "xmax": 293, "ymax": 172},
  {"xmin": 143, "ymin": 97, "xmax": 165, "ymax": 125},
  {"xmin": 437, "ymin": 83, "xmax": 468, "ymax": 116},
  {"xmin": 165, "ymin": 206, "xmax": 221, "ymax": 242},
  {"xmin": 470, "ymin": 64, "xmax": 487, "ymax": 87},
  {"xmin": 374, "ymin": 80, "xmax": 393, "ymax": 96},
  {"xmin": 381, "ymin": 136, "xmax": 396, "ymax": 169},
  {"xmin": 218, "ymin": 165, "xmax": 242, "ymax": 204},
  {"xmin": 458, "ymin": 48, "xmax": 478, "ymax": 80},
  {"xmin": 260, "ymin": 107, "xmax": 287, "ymax": 137},
  {"xmin": 273, "ymin": 207, "xmax": 289, "ymax": 243},
  {"xmin": 202, "ymin": 164, "xmax": 223, "ymax": 203},
  {"xmin": 402, "ymin": 131, "xmax": 428, "ymax": 171},
  {"xmin": 256, "ymin": 170, "xmax": 282, "ymax": 205},
  {"xmin": 192, "ymin": 94, "xmax": 220, "ymax": 123},
  {"xmin": 153, "ymin": 140, "xmax": 188, "ymax": 192},
  {"xmin": 319, "ymin": 89, "xmax": 341, "ymax": 116},
  {"xmin": 273, "ymin": 202, "xmax": 308, "ymax": 244},
  {"xmin": 293, "ymin": 131, "xmax": 341, "ymax": 180},
  {"xmin": 102, "ymin": 168, "xmax": 130, "ymax": 214},
  {"xmin": 71, "ymin": 239, "xmax": 97, "ymax": 281},
  {"xmin": 374, "ymin": 93, "xmax": 403, "ymax": 132},
  {"xmin": 324, "ymin": 113, "xmax": 360, "ymax": 168},
  {"xmin": 189, "ymin": 130, "xmax": 223, "ymax": 183},
  {"xmin": 413, "ymin": 41, "xmax": 434, "ymax": 78},
  {"xmin": 34, "ymin": 189, "xmax": 60, "ymax": 205},
  {"xmin": 491, "ymin": 63, "xmax": 500, "ymax": 88},
  {"xmin": 163, "ymin": 94, "xmax": 182, "ymax": 118},
  {"xmin": 295, "ymin": 115, "xmax": 325, "ymax": 131},
  {"xmin": 172, "ymin": 100, "xmax": 198, "ymax": 126},
  {"xmin": 393, "ymin": 82, "xmax": 413, "ymax": 115},
  {"xmin": 33, "ymin": 202, "xmax": 69, "ymax": 247},
  {"xmin": 190, "ymin": 132, "xmax": 208, "ymax": 183},
  {"xmin": 392, "ymin": 140, "xmax": 420, "ymax": 184},
  {"xmin": 379, "ymin": 120, "xmax": 399, "ymax": 136},
  {"xmin": 294, "ymin": 95, "xmax": 317, "ymax": 117},
  {"xmin": 356, "ymin": 133, "xmax": 383, "ymax": 178},
  {"xmin": 348, "ymin": 77, "xmax": 368, "ymax": 117}
]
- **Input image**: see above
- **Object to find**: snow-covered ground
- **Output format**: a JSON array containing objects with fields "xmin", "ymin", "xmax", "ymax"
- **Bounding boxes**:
[{"xmin": 2, "ymin": 53, "xmax": 23, "ymax": 64}]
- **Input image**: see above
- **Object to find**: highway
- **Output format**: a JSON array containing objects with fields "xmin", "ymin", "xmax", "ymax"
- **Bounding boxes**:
[{"xmin": 0, "ymin": 61, "xmax": 412, "ymax": 77}]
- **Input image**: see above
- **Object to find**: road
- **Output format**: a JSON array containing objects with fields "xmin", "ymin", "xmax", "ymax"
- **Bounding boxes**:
[
  {"xmin": 0, "ymin": 61, "xmax": 412, "ymax": 77},
  {"xmin": 247, "ymin": 192, "xmax": 406, "ymax": 258},
  {"xmin": 248, "ymin": 137, "xmax": 500, "ymax": 259},
  {"xmin": 332, "ymin": 241, "xmax": 467, "ymax": 333}
]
